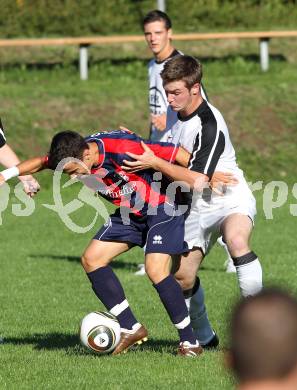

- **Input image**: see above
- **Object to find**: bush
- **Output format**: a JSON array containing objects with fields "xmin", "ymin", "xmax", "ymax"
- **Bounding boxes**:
[{"xmin": 0, "ymin": 0, "xmax": 296, "ymax": 38}]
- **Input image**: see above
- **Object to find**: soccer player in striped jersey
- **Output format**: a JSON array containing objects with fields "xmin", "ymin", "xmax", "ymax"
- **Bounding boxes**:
[
  {"xmin": 1, "ymin": 129, "xmax": 233, "ymax": 356},
  {"xmin": 123, "ymin": 56, "xmax": 263, "ymax": 341},
  {"xmin": 0, "ymin": 118, "xmax": 39, "ymax": 196}
]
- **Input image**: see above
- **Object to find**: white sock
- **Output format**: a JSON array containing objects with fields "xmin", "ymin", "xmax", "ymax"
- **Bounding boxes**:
[
  {"xmin": 187, "ymin": 285, "xmax": 215, "ymax": 345},
  {"xmin": 236, "ymin": 259, "xmax": 263, "ymax": 297}
]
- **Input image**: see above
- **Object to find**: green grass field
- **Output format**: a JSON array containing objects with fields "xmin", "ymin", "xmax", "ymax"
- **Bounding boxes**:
[{"xmin": 0, "ymin": 40, "xmax": 297, "ymax": 389}]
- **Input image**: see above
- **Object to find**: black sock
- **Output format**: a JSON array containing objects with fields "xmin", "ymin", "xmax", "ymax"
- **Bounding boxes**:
[
  {"xmin": 87, "ymin": 265, "xmax": 137, "ymax": 329},
  {"xmin": 154, "ymin": 275, "xmax": 197, "ymax": 344},
  {"xmin": 232, "ymin": 251, "xmax": 257, "ymax": 266}
]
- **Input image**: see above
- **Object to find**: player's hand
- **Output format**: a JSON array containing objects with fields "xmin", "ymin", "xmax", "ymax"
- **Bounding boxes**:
[
  {"xmin": 151, "ymin": 113, "xmax": 167, "ymax": 131},
  {"xmin": 209, "ymin": 171, "xmax": 238, "ymax": 196},
  {"xmin": 19, "ymin": 175, "xmax": 40, "ymax": 197},
  {"xmin": 122, "ymin": 141, "xmax": 157, "ymax": 172}
]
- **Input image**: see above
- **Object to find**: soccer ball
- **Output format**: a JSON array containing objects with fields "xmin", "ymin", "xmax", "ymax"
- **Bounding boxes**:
[{"xmin": 80, "ymin": 311, "xmax": 121, "ymax": 354}]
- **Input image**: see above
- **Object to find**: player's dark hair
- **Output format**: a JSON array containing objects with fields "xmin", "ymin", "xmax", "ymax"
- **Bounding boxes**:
[
  {"xmin": 161, "ymin": 55, "xmax": 202, "ymax": 89},
  {"xmin": 142, "ymin": 10, "xmax": 172, "ymax": 30},
  {"xmin": 230, "ymin": 288, "xmax": 297, "ymax": 383},
  {"xmin": 47, "ymin": 131, "xmax": 88, "ymax": 169}
]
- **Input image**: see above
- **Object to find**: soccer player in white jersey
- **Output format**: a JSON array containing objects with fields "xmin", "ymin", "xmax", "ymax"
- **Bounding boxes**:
[
  {"xmin": 0, "ymin": 118, "xmax": 39, "ymax": 196},
  {"xmin": 123, "ymin": 56, "xmax": 263, "ymax": 339},
  {"xmin": 143, "ymin": 10, "xmax": 207, "ymax": 142}
]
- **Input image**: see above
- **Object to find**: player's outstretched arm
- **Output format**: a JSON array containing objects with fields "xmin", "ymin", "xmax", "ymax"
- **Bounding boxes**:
[
  {"xmin": 150, "ymin": 152, "xmax": 209, "ymax": 191},
  {"xmin": 17, "ymin": 156, "xmax": 47, "ymax": 175},
  {"xmin": 123, "ymin": 142, "xmax": 238, "ymax": 192},
  {"xmin": 168, "ymin": 147, "xmax": 238, "ymax": 193},
  {"xmin": 0, "ymin": 156, "xmax": 47, "ymax": 185}
]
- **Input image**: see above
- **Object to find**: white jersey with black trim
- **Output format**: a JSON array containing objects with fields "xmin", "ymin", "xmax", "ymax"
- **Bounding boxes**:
[
  {"xmin": 164, "ymin": 100, "xmax": 241, "ymax": 177},
  {"xmin": 0, "ymin": 118, "xmax": 7, "ymax": 148},
  {"xmin": 163, "ymin": 101, "xmax": 256, "ymax": 252},
  {"xmin": 148, "ymin": 49, "xmax": 181, "ymax": 141}
]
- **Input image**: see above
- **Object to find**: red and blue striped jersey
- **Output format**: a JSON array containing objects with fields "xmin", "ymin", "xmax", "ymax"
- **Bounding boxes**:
[{"xmin": 84, "ymin": 130, "xmax": 179, "ymax": 216}]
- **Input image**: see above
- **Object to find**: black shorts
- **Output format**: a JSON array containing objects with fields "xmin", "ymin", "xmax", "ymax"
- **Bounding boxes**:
[{"xmin": 94, "ymin": 204, "xmax": 188, "ymax": 255}]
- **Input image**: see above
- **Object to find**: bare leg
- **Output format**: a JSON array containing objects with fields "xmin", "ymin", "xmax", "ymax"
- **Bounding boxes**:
[
  {"xmin": 221, "ymin": 214, "xmax": 263, "ymax": 297},
  {"xmin": 221, "ymin": 213, "xmax": 253, "ymax": 258},
  {"xmin": 82, "ymin": 239, "xmax": 130, "ymax": 272}
]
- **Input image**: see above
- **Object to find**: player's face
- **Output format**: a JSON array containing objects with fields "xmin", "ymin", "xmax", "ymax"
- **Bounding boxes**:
[
  {"xmin": 63, "ymin": 152, "xmax": 93, "ymax": 178},
  {"xmin": 63, "ymin": 162, "xmax": 90, "ymax": 177},
  {"xmin": 144, "ymin": 21, "xmax": 172, "ymax": 56},
  {"xmin": 164, "ymin": 80, "xmax": 199, "ymax": 113}
]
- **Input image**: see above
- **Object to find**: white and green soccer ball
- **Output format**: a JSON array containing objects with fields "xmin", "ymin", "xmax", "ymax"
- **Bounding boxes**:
[{"xmin": 80, "ymin": 311, "xmax": 121, "ymax": 354}]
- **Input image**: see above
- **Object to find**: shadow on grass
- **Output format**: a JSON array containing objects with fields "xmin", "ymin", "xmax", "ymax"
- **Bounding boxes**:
[
  {"xmin": 3, "ymin": 333, "xmax": 82, "ymax": 352},
  {"xmin": 29, "ymin": 253, "xmax": 227, "ymax": 273},
  {"xmin": 29, "ymin": 254, "xmax": 140, "ymax": 271},
  {"xmin": 2, "ymin": 333, "xmax": 222, "ymax": 356},
  {"xmin": 2, "ymin": 333, "xmax": 188, "ymax": 355},
  {"xmin": 2, "ymin": 333, "xmax": 110, "ymax": 357},
  {"xmin": 0, "ymin": 53, "xmax": 287, "ymax": 70}
]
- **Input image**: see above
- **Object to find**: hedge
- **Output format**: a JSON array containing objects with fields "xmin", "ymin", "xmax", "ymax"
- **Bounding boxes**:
[{"xmin": 0, "ymin": 0, "xmax": 296, "ymax": 38}]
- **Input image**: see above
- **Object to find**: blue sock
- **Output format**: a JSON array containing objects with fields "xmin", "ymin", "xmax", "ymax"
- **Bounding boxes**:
[
  {"xmin": 154, "ymin": 275, "xmax": 197, "ymax": 344},
  {"xmin": 87, "ymin": 265, "xmax": 137, "ymax": 330}
]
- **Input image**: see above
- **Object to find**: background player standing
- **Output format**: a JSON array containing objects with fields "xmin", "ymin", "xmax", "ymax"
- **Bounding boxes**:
[{"xmin": 143, "ymin": 10, "xmax": 208, "ymax": 142}]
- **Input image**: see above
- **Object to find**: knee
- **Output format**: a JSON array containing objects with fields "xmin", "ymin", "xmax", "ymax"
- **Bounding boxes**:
[
  {"xmin": 81, "ymin": 251, "xmax": 106, "ymax": 272},
  {"xmin": 145, "ymin": 263, "xmax": 162, "ymax": 284},
  {"xmin": 225, "ymin": 234, "xmax": 249, "ymax": 257},
  {"xmin": 81, "ymin": 253, "xmax": 92, "ymax": 271},
  {"xmin": 146, "ymin": 259, "xmax": 172, "ymax": 284},
  {"xmin": 175, "ymin": 273, "xmax": 196, "ymax": 291}
]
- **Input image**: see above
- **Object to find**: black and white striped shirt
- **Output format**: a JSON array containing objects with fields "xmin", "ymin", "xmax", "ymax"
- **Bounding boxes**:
[{"xmin": 148, "ymin": 49, "xmax": 181, "ymax": 140}]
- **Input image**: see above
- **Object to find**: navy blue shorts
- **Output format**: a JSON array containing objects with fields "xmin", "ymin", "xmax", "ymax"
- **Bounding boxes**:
[{"xmin": 93, "ymin": 204, "xmax": 188, "ymax": 255}]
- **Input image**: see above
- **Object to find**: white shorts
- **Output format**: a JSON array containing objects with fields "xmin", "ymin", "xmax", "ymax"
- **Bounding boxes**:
[{"xmin": 184, "ymin": 176, "xmax": 256, "ymax": 255}]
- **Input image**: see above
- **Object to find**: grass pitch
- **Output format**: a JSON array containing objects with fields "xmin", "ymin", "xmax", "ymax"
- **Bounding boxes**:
[{"xmin": 0, "ymin": 188, "xmax": 296, "ymax": 389}]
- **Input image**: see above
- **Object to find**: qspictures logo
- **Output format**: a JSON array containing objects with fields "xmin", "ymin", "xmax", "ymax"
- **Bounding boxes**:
[{"xmin": 0, "ymin": 157, "xmax": 296, "ymax": 233}]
